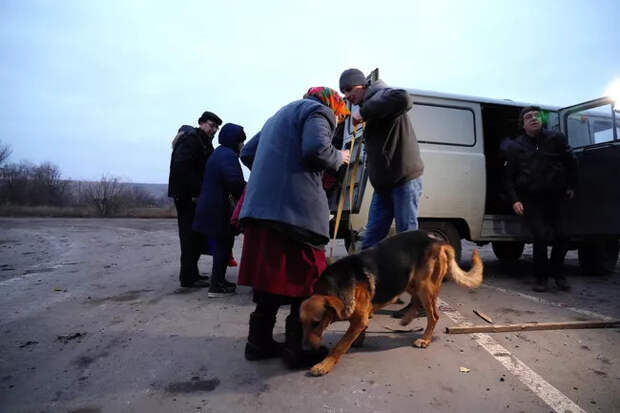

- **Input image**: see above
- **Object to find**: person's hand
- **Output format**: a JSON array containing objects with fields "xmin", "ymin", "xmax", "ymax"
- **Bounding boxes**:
[
  {"xmin": 512, "ymin": 201, "xmax": 524, "ymax": 216},
  {"xmin": 340, "ymin": 149, "xmax": 351, "ymax": 164},
  {"xmin": 566, "ymin": 189, "xmax": 575, "ymax": 200},
  {"xmin": 352, "ymin": 112, "xmax": 363, "ymax": 126}
]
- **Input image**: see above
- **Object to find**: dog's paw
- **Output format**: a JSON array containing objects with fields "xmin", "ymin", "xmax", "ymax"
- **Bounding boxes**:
[
  {"xmin": 309, "ymin": 363, "xmax": 330, "ymax": 376},
  {"xmin": 413, "ymin": 338, "xmax": 430, "ymax": 348},
  {"xmin": 309, "ymin": 358, "xmax": 334, "ymax": 376}
]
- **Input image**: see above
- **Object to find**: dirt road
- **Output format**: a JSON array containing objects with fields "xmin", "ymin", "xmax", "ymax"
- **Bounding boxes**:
[{"xmin": 1, "ymin": 218, "xmax": 618, "ymax": 412}]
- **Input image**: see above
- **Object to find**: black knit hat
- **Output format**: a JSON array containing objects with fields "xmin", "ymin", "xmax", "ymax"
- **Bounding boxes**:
[
  {"xmin": 339, "ymin": 68, "xmax": 366, "ymax": 93},
  {"xmin": 198, "ymin": 111, "xmax": 222, "ymax": 125}
]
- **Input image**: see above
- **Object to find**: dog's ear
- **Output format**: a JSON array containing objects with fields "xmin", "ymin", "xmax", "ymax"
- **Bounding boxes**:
[
  {"xmin": 300, "ymin": 296, "xmax": 325, "ymax": 321},
  {"xmin": 324, "ymin": 296, "xmax": 346, "ymax": 320}
]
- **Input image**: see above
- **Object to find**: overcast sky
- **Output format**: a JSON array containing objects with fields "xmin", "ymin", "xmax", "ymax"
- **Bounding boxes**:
[{"xmin": 1, "ymin": 0, "xmax": 619, "ymax": 183}]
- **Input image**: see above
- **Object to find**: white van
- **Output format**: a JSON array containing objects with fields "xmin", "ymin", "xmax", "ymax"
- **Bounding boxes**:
[{"xmin": 329, "ymin": 83, "xmax": 620, "ymax": 274}]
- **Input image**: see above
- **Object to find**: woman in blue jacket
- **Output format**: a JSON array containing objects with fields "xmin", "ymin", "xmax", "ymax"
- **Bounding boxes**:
[
  {"xmin": 238, "ymin": 87, "xmax": 350, "ymax": 367},
  {"xmin": 193, "ymin": 123, "xmax": 246, "ymax": 297}
]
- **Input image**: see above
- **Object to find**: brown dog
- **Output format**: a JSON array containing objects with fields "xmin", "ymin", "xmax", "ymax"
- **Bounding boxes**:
[{"xmin": 300, "ymin": 230, "xmax": 483, "ymax": 376}]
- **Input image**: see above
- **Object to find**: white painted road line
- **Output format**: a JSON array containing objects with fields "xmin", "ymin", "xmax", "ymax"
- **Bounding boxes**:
[
  {"xmin": 439, "ymin": 298, "xmax": 587, "ymax": 413},
  {"xmin": 481, "ymin": 283, "xmax": 614, "ymax": 321}
]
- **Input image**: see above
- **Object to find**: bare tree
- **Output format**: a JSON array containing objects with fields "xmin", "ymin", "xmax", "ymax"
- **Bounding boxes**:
[
  {"xmin": 0, "ymin": 161, "xmax": 33, "ymax": 204},
  {"xmin": 30, "ymin": 162, "xmax": 68, "ymax": 205},
  {"xmin": 0, "ymin": 140, "xmax": 11, "ymax": 166},
  {"xmin": 0, "ymin": 160, "xmax": 69, "ymax": 206},
  {"xmin": 84, "ymin": 175, "xmax": 125, "ymax": 216}
]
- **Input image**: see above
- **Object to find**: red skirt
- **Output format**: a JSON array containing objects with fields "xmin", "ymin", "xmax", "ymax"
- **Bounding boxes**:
[{"xmin": 237, "ymin": 222, "xmax": 326, "ymax": 297}]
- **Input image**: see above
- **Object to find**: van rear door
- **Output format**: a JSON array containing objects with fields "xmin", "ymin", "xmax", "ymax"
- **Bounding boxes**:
[
  {"xmin": 558, "ymin": 97, "xmax": 620, "ymax": 236},
  {"xmin": 328, "ymin": 69, "xmax": 378, "ymax": 216}
]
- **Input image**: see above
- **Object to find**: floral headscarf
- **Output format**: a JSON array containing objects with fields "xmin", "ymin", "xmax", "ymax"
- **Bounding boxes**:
[{"xmin": 304, "ymin": 87, "xmax": 350, "ymax": 118}]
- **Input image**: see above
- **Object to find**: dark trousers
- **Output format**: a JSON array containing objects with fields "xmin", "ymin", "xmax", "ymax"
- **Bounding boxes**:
[
  {"xmin": 253, "ymin": 290, "xmax": 303, "ymax": 319},
  {"xmin": 174, "ymin": 198, "xmax": 203, "ymax": 284},
  {"xmin": 522, "ymin": 196, "xmax": 568, "ymax": 281},
  {"xmin": 211, "ymin": 234, "xmax": 234, "ymax": 284}
]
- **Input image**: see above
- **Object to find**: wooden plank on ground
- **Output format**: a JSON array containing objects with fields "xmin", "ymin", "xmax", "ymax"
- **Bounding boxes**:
[
  {"xmin": 445, "ymin": 320, "xmax": 620, "ymax": 334},
  {"xmin": 473, "ymin": 309, "xmax": 493, "ymax": 324}
]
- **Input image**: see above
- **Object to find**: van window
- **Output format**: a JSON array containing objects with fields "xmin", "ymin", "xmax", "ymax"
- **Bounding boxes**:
[
  {"xmin": 566, "ymin": 104, "xmax": 618, "ymax": 147},
  {"xmin": 409, "ymin": 104, "xmax": 476, "ymax": 146},
  {"xmin": 547, "ymin": 111, "xmax": 560, "ymax": 131}
]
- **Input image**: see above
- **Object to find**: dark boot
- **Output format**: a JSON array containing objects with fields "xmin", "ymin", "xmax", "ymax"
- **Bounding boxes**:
[
  {"xmin": 554, "ymin": 275, "xmax": 571, "ymax": 292},
  {"xmin": 282, "ymin": 314, "xmax": 328, "ymax": 369},
  {"xmin": 532, "ymin": 276, "xmax": 548, "ymax": 292},
  {"xmin": 245, "ymin": 312, "xmax": 283, "ymax": 361}
]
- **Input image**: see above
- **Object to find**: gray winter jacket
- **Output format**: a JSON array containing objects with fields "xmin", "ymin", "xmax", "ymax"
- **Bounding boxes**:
[
  {"xmin": 360, "ymin": 80, "xmax": 424, "ymax": 192},
  {"xmin": 239, "ymin": 96, "xmax": 344, "ymax": 243}
]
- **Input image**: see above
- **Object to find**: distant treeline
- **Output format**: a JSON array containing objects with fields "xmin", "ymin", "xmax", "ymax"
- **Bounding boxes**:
[{"xmin": 0, "ymin": 140, "xmax": 173, "ymax": 217}]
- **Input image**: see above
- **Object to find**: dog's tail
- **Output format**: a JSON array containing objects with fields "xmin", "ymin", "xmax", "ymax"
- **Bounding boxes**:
[{"xmin": 443, "ymin": 246, "xmax": 483, "ymax": 289}]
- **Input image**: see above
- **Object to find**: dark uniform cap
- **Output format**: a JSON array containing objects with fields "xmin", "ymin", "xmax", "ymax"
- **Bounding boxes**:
[{"xmin": 198, "ymin": 111, "xmax": 222, "ymax": 125}]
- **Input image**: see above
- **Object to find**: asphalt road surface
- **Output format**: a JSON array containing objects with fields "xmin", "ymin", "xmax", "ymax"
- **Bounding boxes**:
[{"xmin": 1, "ymin": 218, "xmax": 618, "ymax": 413}]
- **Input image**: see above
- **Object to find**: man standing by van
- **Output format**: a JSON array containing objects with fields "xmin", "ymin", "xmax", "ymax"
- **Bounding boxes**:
[
  {"xmin": 339, "ymin": 69, "xmax": 424, "ymax": 249},
  {"xmin": 504, "ymin": 106, "xmax": 578, "ymax": 292},
  {"xmin": 168, "ymin": 111, "xmax": 222, "ymax": 288}
]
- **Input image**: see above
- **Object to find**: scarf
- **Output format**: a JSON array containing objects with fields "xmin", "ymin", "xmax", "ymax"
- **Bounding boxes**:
[{"xmin": 304, "ymin": 87, "xmax": 350, "ymax": 118}]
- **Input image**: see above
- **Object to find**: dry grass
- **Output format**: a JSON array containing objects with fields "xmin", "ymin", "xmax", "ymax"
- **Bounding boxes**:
[
  {"xmin": 0, "ymin": 204, "xmax": 177, "ymax": 218},
  {"xmin": 124, "ymin": 206, "xmax": 177, "ymax": 218}
]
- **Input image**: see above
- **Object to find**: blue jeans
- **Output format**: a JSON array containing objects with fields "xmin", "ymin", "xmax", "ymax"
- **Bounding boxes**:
[{"xmin": 361, "ymin": 177, "xmax": 422, "ymax": 249}]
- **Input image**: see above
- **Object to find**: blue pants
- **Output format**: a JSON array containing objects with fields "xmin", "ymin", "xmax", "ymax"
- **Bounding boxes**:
[{"xmin": 361, "ymin": 177, "xmax": 422, "ymax": 249}]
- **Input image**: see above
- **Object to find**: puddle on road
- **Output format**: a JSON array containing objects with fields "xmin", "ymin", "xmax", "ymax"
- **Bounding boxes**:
[
  {"xmin": 499, "ymin": 307, "xmax": 537, "ymax": 316},
  {"xmin": 23, "ymin": 267, "xmax": 56, "ymax": 275},
  {"xmin": 73, "ymin": 352, "xmax": 110, "ymax": 369},
  {"xmin": 68, "ymin": 408, "xmax": 102, "ymax": 413},
  {"xmin": 165, "ymin": 377, "xmax": 220, "ymax": 394},
  {"xmin": 87, "ymin": 289, "xmax": 154, "ymax": 304}
]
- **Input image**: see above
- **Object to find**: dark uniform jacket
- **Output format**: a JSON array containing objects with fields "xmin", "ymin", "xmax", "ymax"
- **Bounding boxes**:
[
  {"xmin": 503, "ymin": 129, "xmax": 578, "ymax": 203},
  {"xmin": 359, "ymin": 80, "xmax": 424, "ymax": 193},
  {"xmin": 168, "ymin": 126, "xmax": 214, "ymax": 199}
]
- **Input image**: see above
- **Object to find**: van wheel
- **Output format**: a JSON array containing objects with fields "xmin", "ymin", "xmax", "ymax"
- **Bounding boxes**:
[
  {"xmin": 492, "ymin": 241, "xmax": 524, "ymax": 263},
  {"xmin": 578, "ymin": 239, "xmax": 619, "ymax": 275},
  {"xmin": 419, "ymin": 221, "xmax": 461, "ymax": 263}
]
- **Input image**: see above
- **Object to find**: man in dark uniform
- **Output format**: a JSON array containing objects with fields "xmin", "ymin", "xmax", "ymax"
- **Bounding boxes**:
[
  {"xmin": 504, "ymin": 106, "xmax": 578, "ymax": 292},
  {"xmin": 168, "ymin": 111, "xmax": 222, "ymax": 288}
]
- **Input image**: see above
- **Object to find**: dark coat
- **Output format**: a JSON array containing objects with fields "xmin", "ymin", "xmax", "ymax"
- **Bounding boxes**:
[
  {"xmin": 239, "ymin": 97, "xmax": 344, "ymax": 244},
  {"xmin": 168, "ymin": 126, "xmax": 214, "ymax": 199},
  {"xmin": 359, "ymin": 80, "xmax": 424, "ymax": 192},
  {"xmin": 193, "ymin": 124, "xmax": 246, "ymax": 238},
  {"xmin": 503, "ymin": 129, "xmax": 578, "ymax": 202}
]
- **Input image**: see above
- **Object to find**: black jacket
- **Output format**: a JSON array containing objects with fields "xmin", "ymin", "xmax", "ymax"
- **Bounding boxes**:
[
  {"xmin": 503, "ymin": 129, "xmax": 578, "ymax": 202},
  {"xmin": 360, "ymin": 80, "xmax": 424, "ymax": 192},
  {"xmin": 168, "ymin": 126, "xmax": 214, "ymax": 199}
]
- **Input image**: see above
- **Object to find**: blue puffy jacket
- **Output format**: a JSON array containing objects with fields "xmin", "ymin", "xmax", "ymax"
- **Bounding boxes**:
[{"xmin": 193, "ymin": 124, "xmax": 246, "ymax": 238}]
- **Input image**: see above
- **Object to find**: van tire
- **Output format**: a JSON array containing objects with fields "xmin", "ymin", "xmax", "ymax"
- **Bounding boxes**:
[
  {"xmin": 492, "ymin": 241, "xmax": 524, "ymax": 263},
  {"xmin": 419, "ymin": 221, "xmax": 461, "ymax": 263},
  {"xmin": 578, "ymin": 239, "xmax": 619, "ymax": 275}
]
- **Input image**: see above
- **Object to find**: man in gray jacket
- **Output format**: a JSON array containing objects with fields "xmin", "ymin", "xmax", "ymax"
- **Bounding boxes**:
[{"xmin": 339, "ymin": 69, "xmax": 424, "ymax": 249}]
